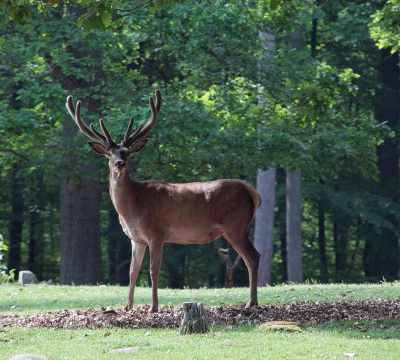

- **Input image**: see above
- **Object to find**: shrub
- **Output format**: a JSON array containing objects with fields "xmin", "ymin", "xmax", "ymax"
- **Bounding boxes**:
[{"xmin": 0, "ymin": 235, "xmax": 15, "ymax": 283}]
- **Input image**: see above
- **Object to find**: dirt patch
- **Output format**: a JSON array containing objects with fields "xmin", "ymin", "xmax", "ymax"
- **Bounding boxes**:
[{"xmin": 0, "ymin": 298, "xmax": 399, "ymax": 330}]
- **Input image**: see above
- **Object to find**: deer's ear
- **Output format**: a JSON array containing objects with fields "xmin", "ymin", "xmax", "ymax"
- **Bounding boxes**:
[
  {"xmin": 88, "ymin": 142, "xmax": 108, "ymax": 155},
  {"xmin": 128, "ymin": 139, "xmax": 148, "ymax": 154}
]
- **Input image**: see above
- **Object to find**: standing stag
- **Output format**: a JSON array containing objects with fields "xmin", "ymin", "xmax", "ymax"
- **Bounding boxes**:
[{"xmin": 66, "ymin": 90, "xmax": 262, "ymax": 312}]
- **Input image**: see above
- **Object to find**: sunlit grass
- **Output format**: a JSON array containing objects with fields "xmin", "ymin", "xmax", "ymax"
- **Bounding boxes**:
[
  {"xmin": 0, "ymin": 281, "xmax": 399, "ymax": 314},
  {"xmin": 1, "ymin": 321, "xmax": 400, "ymax": 359}
]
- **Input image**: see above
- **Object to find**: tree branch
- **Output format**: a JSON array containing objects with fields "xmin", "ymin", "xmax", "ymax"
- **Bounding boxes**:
[
  {"xmin": 0, "ymin": 147, "xmax": 30, "ymax": 162},
  {"xmin": 140, "ymin": 58, "xmax": 167, "ymax": 83},
  {"xmin": 200, "ymin": 46, "xmax": 229, "ymax": 66},
  {"xmin": 117, "ymin": 0, "xmax": 152, "ymax": 12}
]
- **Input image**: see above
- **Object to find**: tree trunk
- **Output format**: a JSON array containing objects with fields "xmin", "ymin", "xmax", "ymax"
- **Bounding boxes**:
[
  {"xmin": 286, "ymin": 28, "xmax": 304, "ymax": 284},
  {"xmin": 7, "ymin": 164, "xmax": 24, "ymax": 278},
  {"xmin": 280, "ymin": 220, "xmax": 287, "ymax": 283},
  {"xmin": 286, "ymin": 169, "xmax": 303, "ymax": 283},
  {"xmin": 59, "ymin": 115, "xmax": 104, "ymax": 284},
  {"xmin": 376, "ymin": 48, "xmax": 399, "ymax": 281},
  {"xmin": 317, "ymin": 206, "xmax": 328, "ymax": 282},
  {"xmin": 254, "ymin": 166, "xmax": 276, "ymax": 286},
  {"xmin": 28, "ymin": 175, "xmax": 45, "ymax": 280},
  {"xmin": 364, "ymin": 48, "xmax": 399, "ymax": 282},
  {"xmin": 58, "ymin": 5, "xmax": 106, "ymax": 285},
  {"xmin": 334, "ymin": 222, "xmax": 340, "ymax": 272},
  {"xmin": 254, "ymin": 28, "xmax": 277, "ymax": 286},
  {"xmin": 110, "ymin": 207, "xmax": 132, "ymax": 286}
]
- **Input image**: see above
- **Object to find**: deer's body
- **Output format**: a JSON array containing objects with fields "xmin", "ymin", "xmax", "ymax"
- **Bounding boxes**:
[
  {"xmin": 111, "ymin": 172, "xmax": 261, "ymax": 245},
  {"xmin": 66, "ymin": 90, "xmax": 261, "ymax": 312}
]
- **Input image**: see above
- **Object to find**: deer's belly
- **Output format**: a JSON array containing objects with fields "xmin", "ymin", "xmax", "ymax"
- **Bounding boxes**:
[{"xmin": 164, "ymin": 225, "xmax": 224, "ymax": 244}]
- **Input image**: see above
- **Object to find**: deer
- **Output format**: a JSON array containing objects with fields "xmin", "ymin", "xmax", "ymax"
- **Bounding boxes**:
[{"xmin": 65, "ymin": 90, "xmax": 262, "ymax": 313}]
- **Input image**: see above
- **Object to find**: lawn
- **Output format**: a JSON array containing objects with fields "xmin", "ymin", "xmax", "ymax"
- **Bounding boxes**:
[
  {"xmin": 1, "ymin": 281, "xmax": 400, "ymax": 314},
  {"xmin": 1, "ymin": 282, "xmax": 400, "ymax": 359}
]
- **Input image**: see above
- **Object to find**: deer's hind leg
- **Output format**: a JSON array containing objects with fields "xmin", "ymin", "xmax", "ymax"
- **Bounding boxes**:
[
  {"xmin": 223, "ymin": 229, "xmax": 260, "ymax": 308},
  {"xmin": 124, "ymin": 241, "xmax": 146, "ymax": 311}
]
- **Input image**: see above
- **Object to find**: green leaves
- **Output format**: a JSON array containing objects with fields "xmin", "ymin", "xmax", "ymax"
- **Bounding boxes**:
[{"xmin": 370, "ymin": 0, "xmax": 400, "ymax": 52}]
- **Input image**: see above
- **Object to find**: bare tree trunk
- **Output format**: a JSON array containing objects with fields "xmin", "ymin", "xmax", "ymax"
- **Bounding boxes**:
[
  {"xmin": 28, "ymin": 175, "xmax": 45, "ymax": 280},
  {"xmin": 286, "ymin": 28, "xmax": 304, "ymax": 284},
  {"xmin": 254, "ymin": 167, "xmax": 276, "ymax": 286},
  {"xmin": 254, "ymin": 29, "xmax": 277, "ymax": 286},
  {"xmin": 58, "ymin": 5, "xmax": 105, "ymax": 285},
  {"xmin": 286, "ymin": 169, "xmax": 303, "ymax": 283},
  {"xmin": 59, "ymin": 114, "xmax": 104, "ymax": 284},
  {"xmin": 7, "ymin": 163, "xmax": 24, "ymax": 278},
  {"xmin": 318, "ymin": 206, "xmax": 328, "ymax": 282}
]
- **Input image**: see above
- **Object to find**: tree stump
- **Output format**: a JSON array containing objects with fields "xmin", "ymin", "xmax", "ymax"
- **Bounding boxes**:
[{"xmin": 180, "ymin": 302, "xmax": 208, "ymax": 335}]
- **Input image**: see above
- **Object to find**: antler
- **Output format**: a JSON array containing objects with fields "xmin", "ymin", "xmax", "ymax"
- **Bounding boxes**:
[
  {"xmin": 121, "ymin": 90, "xmax": 164, "ymax": 148},
  {"xmin": 66, "ymin": 96, "xmax": 116, "ymax": 149}
]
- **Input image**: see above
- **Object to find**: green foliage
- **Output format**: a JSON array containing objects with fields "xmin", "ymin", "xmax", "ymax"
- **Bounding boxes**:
[
  {"xmin": 0, "ymin": 235, "xmax": 15, "ymax": 283},
  {"xmin": 0, "ymin": 0, "xmax": 398, "ymax": 287},
  {"xmin": 0, "ymin": 0, "xmax": 294, "ymax": 34},
  {"xmin": 370, "ymin": 0, "xmax": 400, "ymax": 52}
]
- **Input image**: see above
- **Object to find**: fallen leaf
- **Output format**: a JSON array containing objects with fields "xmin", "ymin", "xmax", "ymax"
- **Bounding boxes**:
[
  {"xmin": 110, "ymin": 346, "xmax": 143, "ymax": 353},
  {"xmin": 103, "ymin": 333, "xmax": 111, "ymax": 337},
  {"xmin": 144, "ymin": 331, "xmax": 150, "ymax": 336},
  {"xmin": 343, "ymin": 353, "xmax": 355, "ymax": 358},
  {"xmin": 222, "ymin": 325, "xmax": 234, "ymax": 330}
]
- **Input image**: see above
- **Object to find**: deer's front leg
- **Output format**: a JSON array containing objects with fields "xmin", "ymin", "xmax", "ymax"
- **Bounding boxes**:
[
  {"xmin": 124, "ymin": 240, "xmax": 146, "ymax": 311},
  {"xmin": 149, "ymin": 240, "xmax": 164, "ymax": 313}
]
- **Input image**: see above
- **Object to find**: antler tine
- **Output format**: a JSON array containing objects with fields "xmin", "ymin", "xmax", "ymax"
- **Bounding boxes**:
[
  {"xmin": 90, "ymin": 123, "xmax": 107, "ymax": 144},
  {"xmin": 122, "ymin": 122, "xmax": 143, "ymax": 148},
  {"xmin": 99, "ymin": 119, "xmax": 114, "ymax": 147},
  {"xmin": 65, "ymin": 96, "xmax": 107, "ymax": 145},
  {"xmin": 128, "ymin": 90, "xmax": 164, "ymax": 145},
  {"xmin": 155, "ymin": 89, "xmax": 164, "ymax": 114},
  {"xmin": 65, "ymin": 95, "xmax": 116, "ymax": 148},
  {"xmin": 66, "ymin": 95, "xmax": 76, "ymax": 120},
  {"xmin": 122, "ymin": 117, "xmax": 134, "ymax": 145},
  {"xmin": 119, "ymin": 90, "xmax": 164, "ymax": 148}
]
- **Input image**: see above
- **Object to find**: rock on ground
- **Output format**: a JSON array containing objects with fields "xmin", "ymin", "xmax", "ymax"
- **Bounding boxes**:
[{"xmin": 18, "ymin": 271, "xmax": 39, "ymax": 285}]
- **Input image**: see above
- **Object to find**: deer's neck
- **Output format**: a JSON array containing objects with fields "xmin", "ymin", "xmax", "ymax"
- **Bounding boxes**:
[{"xmin": 109, "ymin": 168, "xmax": 136, "ymax": 217}]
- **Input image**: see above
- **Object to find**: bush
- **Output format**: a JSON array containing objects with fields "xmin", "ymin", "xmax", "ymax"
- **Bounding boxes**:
[{"xmin": 0, "ymin": 235, "xmax": 15, "ymax": 283}]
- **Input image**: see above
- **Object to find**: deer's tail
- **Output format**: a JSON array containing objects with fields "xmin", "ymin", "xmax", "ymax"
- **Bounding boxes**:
[{"xmin": 243, "ymin": 182, "xmax": 262, "ymax": 221}]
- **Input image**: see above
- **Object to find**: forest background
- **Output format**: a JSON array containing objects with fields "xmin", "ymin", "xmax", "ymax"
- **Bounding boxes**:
[{"xmin": 0, "ymin": 0, "xmax": 399, "ymax": 289}]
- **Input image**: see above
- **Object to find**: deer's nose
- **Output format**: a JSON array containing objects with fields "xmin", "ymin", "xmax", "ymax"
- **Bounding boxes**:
[{"xmin": 115, "ymin": 160, "xmax": 126, "ymax": 169}]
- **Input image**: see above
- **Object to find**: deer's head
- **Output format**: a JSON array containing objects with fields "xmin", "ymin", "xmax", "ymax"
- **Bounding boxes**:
[{"xmin": 65, "ymin": 90, "xmax": 163, "ymax": 174}]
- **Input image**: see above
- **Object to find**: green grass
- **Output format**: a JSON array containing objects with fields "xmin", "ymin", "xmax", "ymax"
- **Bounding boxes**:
[
  {"xmin": 1, "ymin": 282, "xmax": 400, "ymax": 359},
  {"xmin": 1, "ymin": 321, "xmax": 400, "ymax": 359},
  {"xmin": 1, "ymin": 281, "xmax": 400, "ymax": 314}
]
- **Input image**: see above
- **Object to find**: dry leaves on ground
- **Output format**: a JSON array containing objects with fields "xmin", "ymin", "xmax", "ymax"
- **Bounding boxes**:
[{"xmin": 0, "ymin": 298, "xmax": 399, "ymax": 330}]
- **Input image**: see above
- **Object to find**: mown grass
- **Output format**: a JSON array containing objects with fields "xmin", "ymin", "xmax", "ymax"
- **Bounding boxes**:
[
  {"xmin": 1, "ymin": 321, "xmax": 400, "ymax": 359},
  {"xmin": 1, "ymin": 282, "xmax": 400, "ymax": 359},
  {"xmin": 1, "ymin": 281, "xmax": 400, "ymax": 314}
]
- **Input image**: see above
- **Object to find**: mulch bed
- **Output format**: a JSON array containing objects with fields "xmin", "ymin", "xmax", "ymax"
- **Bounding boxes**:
[{"xmin": 0, "ymin": 298, "xmax": 399, "ymax": 330}]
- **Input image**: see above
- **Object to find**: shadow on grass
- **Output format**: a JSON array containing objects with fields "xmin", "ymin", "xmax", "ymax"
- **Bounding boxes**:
[{"xmin": 306, "ymin": 319, "xmax": 400, "ymax": 340}]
